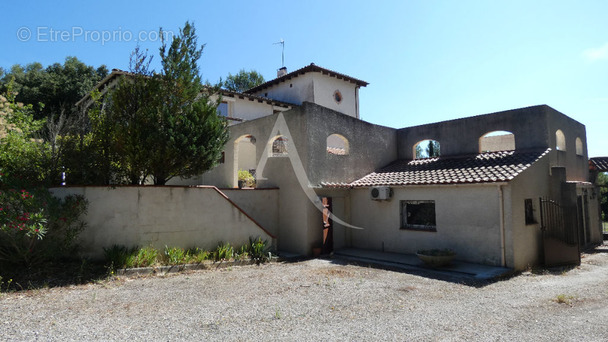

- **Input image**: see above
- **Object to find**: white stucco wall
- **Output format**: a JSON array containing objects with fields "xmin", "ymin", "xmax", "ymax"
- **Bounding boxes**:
[
  {"xmin": 249, "ymin": 72, "xmax": 359, "ymax": 118},
  {"xmin": 349, "ymin": 185, "xmax": 505, "ymax": 267},
  {"xmin": 251, "ymin": 73, "xmax": 315, "ymax": 106},
  {"xmin": 50, "ymin": 186, "xmax": 275, "ymax": 259},
  {"xmin": 311, "ymin": 73, "xmax": 359, "ymax": 118},
  {"xmin": 232, "ymin": 98, "xmax": 276, "ymax": 121}
]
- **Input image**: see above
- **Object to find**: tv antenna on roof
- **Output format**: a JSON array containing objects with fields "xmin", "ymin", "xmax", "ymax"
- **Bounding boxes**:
[{"xmin": 273, "ymin": 39, "xmax": 285, "ymax": 68}]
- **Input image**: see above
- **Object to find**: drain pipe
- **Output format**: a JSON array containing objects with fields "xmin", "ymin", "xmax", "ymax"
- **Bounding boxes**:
[{"xmin": 498, "ymin": 184, "xmax": 506, "ymax": 267}]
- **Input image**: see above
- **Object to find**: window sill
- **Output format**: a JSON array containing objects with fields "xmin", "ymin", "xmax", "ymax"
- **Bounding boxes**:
[{"xmin": 400, "ymin": 226, "xmax": 437, "ymax": 232}]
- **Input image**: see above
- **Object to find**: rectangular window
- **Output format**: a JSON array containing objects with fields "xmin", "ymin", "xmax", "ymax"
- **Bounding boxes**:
[
  {"xmin": 524, "ymin": 198, "xmax": 536, "ymax": 225},
  {"xmin": 401, "ymin": 200, "xmax": 436, "ymax": 231},
  {"xmin": 217, "ymin": 101, "xmax": 229, "ymax": 117}
]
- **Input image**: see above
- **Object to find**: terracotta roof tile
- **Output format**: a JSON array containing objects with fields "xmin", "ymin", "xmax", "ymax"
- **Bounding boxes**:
[{"xmin": 348, "ymin": 149, "xmax": 551, "ymax": 187}]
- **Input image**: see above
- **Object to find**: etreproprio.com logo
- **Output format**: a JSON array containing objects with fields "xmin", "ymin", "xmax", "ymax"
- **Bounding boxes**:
[{"xmin": 16, "ymin": 26, "xmax": 174, "ymax": 45}]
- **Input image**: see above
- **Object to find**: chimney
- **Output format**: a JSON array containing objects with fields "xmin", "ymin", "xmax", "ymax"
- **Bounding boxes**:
[{"xmin": 277, "ymin": 67, "xmax": 287, "ymax": 77}]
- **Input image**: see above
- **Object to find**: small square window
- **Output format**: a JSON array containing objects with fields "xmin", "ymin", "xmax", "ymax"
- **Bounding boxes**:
[
  {"xmin": 525, "ymin": 198, "xmax": 536, "ymax": 225},
  {"xmin": 401, "ymin": 200, "xmax": 436, "ymax": 231}
]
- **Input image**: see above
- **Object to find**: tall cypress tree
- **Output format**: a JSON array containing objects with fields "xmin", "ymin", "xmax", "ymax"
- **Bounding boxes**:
[{"xmin": 105, "ymin": 22, "xmax": 229, "ymax": 185}]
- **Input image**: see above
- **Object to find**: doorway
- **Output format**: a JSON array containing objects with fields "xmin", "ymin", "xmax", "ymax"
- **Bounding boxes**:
[{"xmin": 321, "ymin": 197, "xmax": 333, "ymax": 255}]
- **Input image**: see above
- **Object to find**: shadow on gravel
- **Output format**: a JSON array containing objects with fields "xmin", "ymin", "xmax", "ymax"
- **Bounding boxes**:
[
  {"xmin": 320, "ymin": 257, "xmax": 515, "ymax": 288},
  {"xmin": 0, "ymin": 259, "xmax": 109, "ymax": 293},
  {"xmin": 582, "ymin": 243, "xmax": 608, "ymax": 254}
]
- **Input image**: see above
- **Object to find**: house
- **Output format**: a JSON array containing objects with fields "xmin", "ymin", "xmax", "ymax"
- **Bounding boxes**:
[{"xmin": 76, "ymin": 63, "xmax": 603, "ymax": 270}]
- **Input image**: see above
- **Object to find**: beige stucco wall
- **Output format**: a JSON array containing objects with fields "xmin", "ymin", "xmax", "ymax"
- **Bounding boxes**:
[
  {"xmin": 349, "ymin": 185, "xmax": 505, "ymax": 267},
  {"xmin": 507, "ymin": 156, "xmax": 551, "ymax": 269},
  {"xmin": 50, "ymin": 186, "xmax": 275, "ymax": 260},
  {"xmin": 221, "ymin": 188, "xmax": 279, "ymax": 237},
  {"xmin": 261, "ymin": 157, "xmax": 322, "ymax": 255}
]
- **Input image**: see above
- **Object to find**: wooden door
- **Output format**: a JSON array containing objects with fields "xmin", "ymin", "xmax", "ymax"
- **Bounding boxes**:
[{"xmin": 322, "ymin": 197, "xmax": 333, "ymax": 255}]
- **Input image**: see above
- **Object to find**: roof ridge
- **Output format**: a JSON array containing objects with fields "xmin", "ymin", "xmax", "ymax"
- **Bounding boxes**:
[{"xmin": 244, "ymin": 63, "xmax": 368, "ymax": 94}]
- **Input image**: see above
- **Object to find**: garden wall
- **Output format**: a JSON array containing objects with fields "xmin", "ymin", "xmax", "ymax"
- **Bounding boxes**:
[{"xmin": 50, "ymin": 186, "xmax": 276, "ymax": 260}]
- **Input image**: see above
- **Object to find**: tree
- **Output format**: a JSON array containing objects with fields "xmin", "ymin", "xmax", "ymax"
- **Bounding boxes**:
[
  {"xmin": 0, "ymin": 57, "xmax": 108, "ymax": 121},
  {"xmin": 0, "ymin": 82, "xmax": 53, "ymax": 187},
  {"xmin": 427, "ymin": 140, "xmax": 440, "ymax": 158},
  {"xmin": 102, "ymin": 22, "xmax": 229, "ymax": 185},
  {"xmin": 415, "ymin": 140, "xmax": 440, "ymax": 159},
  {"xmin": 223, "ymin": 69, "xmax": 265, "ymax": 92}
]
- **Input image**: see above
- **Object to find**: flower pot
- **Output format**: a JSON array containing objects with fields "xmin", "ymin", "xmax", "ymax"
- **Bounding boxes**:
[{"xmin": 238, "ymin": 180, "xmax": 245, "ymax": 189}]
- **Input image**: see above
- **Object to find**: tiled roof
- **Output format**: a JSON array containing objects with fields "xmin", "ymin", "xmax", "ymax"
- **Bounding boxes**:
[
  {"xmin": 218, "ymin": 88, "xmax": 293, "ymax": 109},
  {"xmin": 76, "ymin": 69, "xmax": 294, "ymax": 110},
  {"xmin": 590, "ymin": 157, "xmax": 608, "ymax": 172},
  {"xmin": 326, "ymin": 147, "xmax": 347, "ymax": 155},
  {"xmin": 328, "ymin": 149, "xmax": 551, "ymax": 188},
  {"xmin": 244, "ymin": 63, "xmax": 369, "ymax": 94}
]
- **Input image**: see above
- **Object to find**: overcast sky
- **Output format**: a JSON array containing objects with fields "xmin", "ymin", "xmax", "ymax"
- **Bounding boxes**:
[{"xmin": 1, "ymin": 0, "xmax": 606, "ymax": 157}]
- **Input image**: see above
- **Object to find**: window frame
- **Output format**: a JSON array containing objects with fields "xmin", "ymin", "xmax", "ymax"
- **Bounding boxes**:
[
  {"xmin": 400, "ymin": 200, "xmax": 437, "ymax": 232},
  {"xmin": 524, "ymin": 198, "xmax": 537, "ymax": 225}
]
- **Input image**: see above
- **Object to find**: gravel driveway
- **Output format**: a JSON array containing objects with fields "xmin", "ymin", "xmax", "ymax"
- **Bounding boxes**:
[{"xmin": 2, "ymin": 244, "xmax": 608, "ymax": 341}]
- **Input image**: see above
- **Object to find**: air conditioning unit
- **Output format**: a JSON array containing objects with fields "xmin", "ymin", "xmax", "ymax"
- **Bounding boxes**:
[{"xmin": 371, "ymin": 186, "xmax": 393, "ymax": 201}]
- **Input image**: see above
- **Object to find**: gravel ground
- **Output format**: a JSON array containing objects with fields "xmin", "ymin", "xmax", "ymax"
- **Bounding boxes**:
[{"xmin": 2, "ymin": 244, "xmax": 608, "ymax": 341}]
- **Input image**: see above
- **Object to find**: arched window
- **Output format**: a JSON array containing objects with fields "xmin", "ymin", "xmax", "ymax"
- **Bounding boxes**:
[
  {"xmin": 556, "ymin": 130, "xmax": 566, "ymax": 151},
  {"xmin": 413, "ymin": 139, "xmax": 440, "ymax": 159},
  {"xmin": 479, "ymin": 131, "xmax": 515, "ymax": 153},
  {"xmin": 575, "ymin": 137, "xmax": 583, "ymax": 156},
  {"xmin": 233, "ymin": 134, "xmax": 257, "ymax": 187},
  {"xmin": 327, "ymin": 134, "xmax": 349, "ymax": 155},
  {"xmin": 270, "ymin": 135, "xmax": 288, "ymax": 157}
]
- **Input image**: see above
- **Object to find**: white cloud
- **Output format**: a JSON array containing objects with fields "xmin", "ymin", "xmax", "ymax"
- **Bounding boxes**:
[{"xmin": 583, "ymin": 42, "xmax": 608, "ymax": 61}]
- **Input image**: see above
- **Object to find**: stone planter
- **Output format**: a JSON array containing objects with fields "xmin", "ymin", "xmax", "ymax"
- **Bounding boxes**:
[{"xmin": 416, "ymin": 250, "xmax": 456, "ymax": 267}]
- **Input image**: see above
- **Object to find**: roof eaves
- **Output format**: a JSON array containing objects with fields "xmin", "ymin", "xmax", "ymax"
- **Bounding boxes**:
[{"xmin": 244, "ymin": 63, "xmax": 369, "ymax": 94}]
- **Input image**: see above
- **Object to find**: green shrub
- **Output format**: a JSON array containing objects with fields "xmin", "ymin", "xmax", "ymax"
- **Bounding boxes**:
[
  {"xmin": 130, "ymin": 246, "xmax": 158, "ymax": 268},
  {"xmin": 185, "ymin": 247, "xmax": 210, "ymax": 263},
  {"xmin": 103, "ymin": 245, "xmax": 159, "ymax": 270},
  {"xmin": 0, "ymin": 186, "xmax": 88, "ymax": 266},
  {"xmin": 213, "ymin": 242, "xmax": 234, "ymax": 261},
  {"xmin": 164, "ymin": 246, "xmax": 186, "ymax": 265},
  {"xmin": 247, "ymin": 237, "xmax": 271, "ymax": 264},
  {"xmin": 237, "ymin": 169, "xmax": 255, "ymax": 187},
  {"xmin": 103, "ymin": 245, "xmax": 137, "ymax": 270}
]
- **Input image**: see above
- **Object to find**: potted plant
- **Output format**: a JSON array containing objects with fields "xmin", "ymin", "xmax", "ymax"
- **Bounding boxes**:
[
  {"xmin": 237, "ymin": 169, "xmax": 255, "ymax": 189},
  {"xmin": 416, "ymin": 248, "xmax": 456, "ymax": 267}
]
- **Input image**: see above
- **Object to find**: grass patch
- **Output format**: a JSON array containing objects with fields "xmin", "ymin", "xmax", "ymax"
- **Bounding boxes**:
[
  {"xmin": 554, "ymin": 294, "xmax": 575, "ymax": 305},
  {"xmin": 103, "ymin": 245, "xmax": 159, "ymax": 270},
  {"xmin": 104, "ymin": 237, "xmax": 272, "ymax": 270}
]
